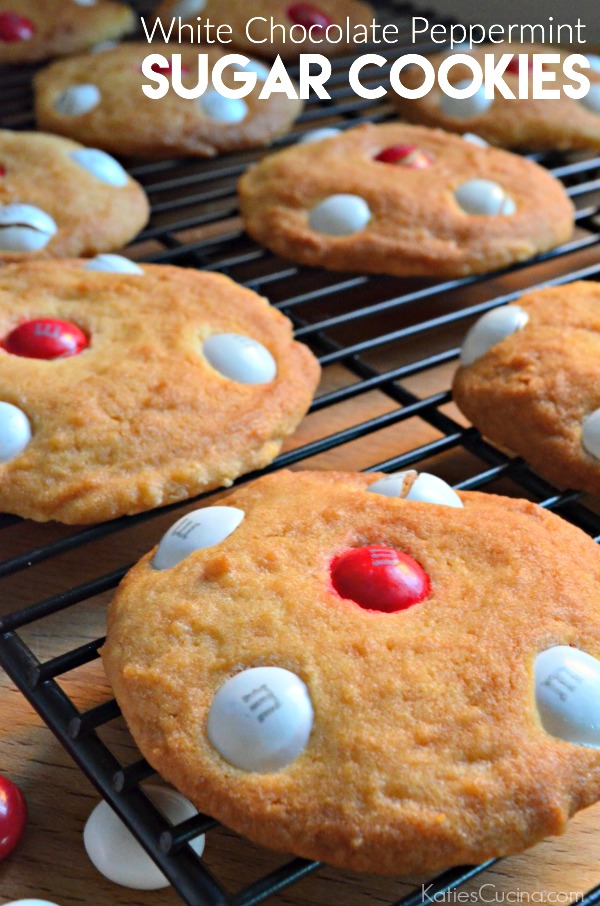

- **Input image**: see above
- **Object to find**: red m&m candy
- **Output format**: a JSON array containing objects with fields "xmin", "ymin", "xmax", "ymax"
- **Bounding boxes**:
[
  {"xmin": 374, "ymin": 145, "xmax": 433, "ymax": 169},
  {"xmin": 287, "ymin": 3, "xmax": 332, "ymax": 29},
  {"xmin": 506, "ymin": 55, "xmax": 534, "ymax": 75},
  {"xmin": 0, "ymin": 12, "xmax": 35, "ymax": 42},
  {"xmin": 330, "ymin": 545, "xmax": 430, "ymax": 613},
  {"xmin": 2, "ymin": 319, "xmax": 88, "ymax": 360},
  {"xmin": 0, "ymin": 773, "xmax": 27, "ymax": 860}
]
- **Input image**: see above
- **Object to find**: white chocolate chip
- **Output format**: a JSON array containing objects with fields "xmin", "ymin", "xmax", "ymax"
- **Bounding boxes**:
[
  {"xmin": 460, "ymin": 305, "xmax": 529, "ymax": 366},
  {"xmin": 439, "ymin": 81, "xmax": 492, "ymax": 118},
  {"xmin": 171, "ymin": 0, "xmax": 206, "ymax": 16},
  {"xmin": 368, "ymin": 471, "xmax": 463, "ymax": 507},
  {"xmin": 232, "ymin": 59, "xmax": 270, "ymax": 82},
  {"xmin": 0, "ymin": 203, "xmax": 57, "ymax": 253},
  {"xmin": 454, "ymin": 179, "xmax": 516, "ymax": 216},
  {"xmin": 90, "ymin": 40, "xmax": 120, "ymax": 53},
  {"xmin": 462, "ymin": 132, "xmax": 489, "ymax": 147},
  {"xmin": 153, "ymin": 506, "xmax": 245, "ymax": 570},
  {"xmin": 203, "ymin": 334, "xmax": 277, "ymax": 384},
  {"xmin": 83, "ymin": 254, "xmax": 144, "ymax": 274},
  {"xmin": 4, "ymin": 901, "xmax": 62, "ymax": 906},
  {"xmin": 535, "ymin": 646, "xmax": 600, "ymax": 747},
  {"xmin": 586, "ymin": 54, "xmax": 600, "ymax": 73},
  {"xmin": 308, "ymin": 194, "xmax": 371, "ymax": 236},
  {"xmin": 580, "ymin": 84, "xmax": 600, "ymax": 114},
  {"xmin": 83, "ymin": 785, "xmax": 205, "ymax": 890},
  {"xmin": 207, "ymin": 667, "xmax": 314, "ymax": 772},
  {"xmin": 299, "ymin": 127, "xmax": 341, "ymax": 144},
  {"xmin": 0, "ymin": 402, "xmax": 31, "ymax": 463},
  {"xmin": 198, "ymin": 90, "xmax": 248, "ymax": 123},
  {"xmin": 70, "ymin": 149, "xmax": 128, "ymax": 187},
  {"xmin": 72, "ymin": 0, "xmax": 97, "ymax": 5},
  {"xmin": 54, "ymin": 84, "xmax": 101, "ymax": 116},
  {"xmin": 582, "ymin": 408, "xmax": 600, "ymax": 460}
]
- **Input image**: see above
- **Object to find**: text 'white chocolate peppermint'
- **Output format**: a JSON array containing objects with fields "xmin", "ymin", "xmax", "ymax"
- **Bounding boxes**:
[
  {"xmin": 0, "ymin": 204, "xmax": 58, "ymax": 253},
  {"xmin": 203, "ymin": 333, "xmax": 277, "ymax": 384},
  {"xmin": 172, "ymin": 0, "xmax": 206, "ymax": 16},
  {"xmin": 153, "ymin": 506, "xmax": 244, "ymax": 570},
  {"xmin": 454, "ymin": 179, "xmax": 516, "ymax": 216},
  {"xmin": 535, "ymin": 646, "xmax": 600, "ymax": 747},
  {"xmin": 368, "ymin": 471, "xmax": 463, "ymax": 507},
  {"xmin": 83, "ymin": 254, "xmax": 144, "ymax": 274},
  {"xmin": 0, "ymin": 402, "xmax": 31, "ymax": 463},
  {"xmin": 308, "ymin": 194, "xmax": 371, "ymax": 236},
  {"xmin": 439, "ymin": 81, "xmax": 492, "ymax": 118},
  {"xmin": 198, "ymin": 90, "xmax": 248, "ymax": 123},
  {"xmin": 299, "ymin": 127, "xmax": 341, "ymax": 144},
  {"xmin": 70, "ymin": 148, "xmax": 128, "ymax": 186},
  {"xmin": 460, "ymin": 305, "xmax": 529, "ymax": 366},
  {"xmin": 207, "ymin": 666, "xmax": 313, "ymax": 772},
  {"xmin": 580, "ymin": 84, "xmax": 600, "ymax": 114},
  {"xmin": 54, "ymin": 84, "xmax": 101, "ymax": 116},
  {"xmin": 582, "ymin": 408, "xmax": 600, "ymax": 460},
  {"xmin": 84, "ymin": 785, "xmax": 205, "ymax": 890}
]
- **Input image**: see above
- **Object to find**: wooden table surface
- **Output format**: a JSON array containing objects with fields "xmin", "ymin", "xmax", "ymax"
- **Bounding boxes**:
[{"xmin": 2, "ymin": 222, "xmax": 600, "ymax": 906}]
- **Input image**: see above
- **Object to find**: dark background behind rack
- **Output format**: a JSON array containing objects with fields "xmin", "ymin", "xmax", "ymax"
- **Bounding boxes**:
[{"xmin": 1, "ymin": 2, "xmax": 600, "ymax": 904}]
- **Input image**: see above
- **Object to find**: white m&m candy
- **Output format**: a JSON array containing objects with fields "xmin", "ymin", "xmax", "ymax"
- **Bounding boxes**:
[
  {"xmin": 299, "ymin": 127, "xmax": 341, "ymax": 144},
  {"xmin": 460, "ymin": 305, "xmax": 529, "ymax": 366},
  {"xmin": 0, "ymin": 402, "xmax": 32, "ymax": 462},
  {"xmin": 4, "ymin": 901, "xmax": 62, "ymax": 905},
  {"xmin": 207, "ymin": 666, "xmax": 313, "ymax": 772},
  {"xmin": 308, "ymin": 194, "xmax": 371, "ymax": 236},
  {"xmin": 586, "ymin": 54, "xmax": 600, "ymax": 73},
  {"xmin": 454, "ymin": 179, "xmax": 516, "ymax": 216},
  {"xmin": 535, "ymin": 646, "xmax": 600, "ymax": 747},
  {"xmin": 83, "ymin": 254, "xmax": 144, "ymax": 274},
  {"xmin": 70, "ymin": 149, "xmax": 128, "ymax": 187},
  {"xmin": 84, "ymin": 785, "xmax": 205, "ymax": 890},
  {"xmin": 580, "ymin": 84, "xmax": 600, "ymax": 114},
  {"xmin": 172, "ymin": 0, "xmax": 206, "ymax": 15},
  {"xmin": 54, "ymin": 84, "xmax": 101, "ymax": 116},
  {"xmin": 0, "ymin": 203, "xmax": 57, "ymax": 253},
  {"xmin": 198, "ymin": 90, "xmax": 248, "ymax": 123},
  {"xmin": 153, "ymin": 506, "xmax": 244, "ymax": 570},
  {"xmin": 368, "ymin": 471, "xmax": 463, "ymax": 508},
  {"xmin": 582, "ymin": 408, "xmax": 600, "ymax": 460},
  {"xmin": 203, "ymin": 333, "xmax": 277, "ymax": 384},
  {"xmin": 439, "ymin": 82, "xmax": 492, "ymax": 119}
]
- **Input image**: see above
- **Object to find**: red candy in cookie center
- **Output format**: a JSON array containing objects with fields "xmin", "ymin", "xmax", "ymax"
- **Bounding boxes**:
[
  {"xmin": 287, "ymin": 3, "xmax": 333, "ymax": 29},
  {"xmin": 375, "ymin": 145, "xmax": 433, "ymax": 168},
  {"xmin": 506, "ymin": 56, "xmax": 534, "ymax": 75},
  {"xmin": 0, "ymin": 12, "xmax": 35, "ymax": 42},
  {"xmin": 330, "ymin": 545, "xmax": 430, "ymax": 613},
  {"xmin": 2, "ymin": 319, "xmax": 88, "ymax": 359}
]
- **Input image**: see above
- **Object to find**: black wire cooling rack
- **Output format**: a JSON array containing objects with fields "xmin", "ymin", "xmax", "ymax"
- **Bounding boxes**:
[{"xmin": 1, "ymin": 2, "xmax": 600, "ymax": 904}]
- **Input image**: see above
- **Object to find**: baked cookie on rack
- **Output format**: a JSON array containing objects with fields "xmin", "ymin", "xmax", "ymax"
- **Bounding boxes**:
[
  {"xmin": 238, "ymin": 123, "xmax": 574, "ymax": 278},
  {"xmin": 0, "ymin": 0, "xmax": 134, "ymax": 65},
  {"xmin": 453, "ymin": 280, "xmax": 600, "ymax": 496},
  {"xmin": 152, "ymin": 0, "xmax": 375, "ymax": 61},
  {"xmin": 0, "ymin": 261, "xmax": 320, "ymax": 523},
  {"xmin": 0, "ymin": 129, "xmax": 149, "ymax": 259},
  {"xmin": 391, "ymin": 44, "xmax": 600, "ymax": 151},
  {"xmin": 103, "ymin": 468, "xmax": 600, "ymax": 875},
  {"xmin": 34, "ymin": 43, "xmax": 303, "ymax": 158}
]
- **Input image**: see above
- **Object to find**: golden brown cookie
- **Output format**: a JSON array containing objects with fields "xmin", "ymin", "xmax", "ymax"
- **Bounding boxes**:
[
  {"xmin": 453, "ymin": 281, "xmax": 600, "ymax": 496},
  {"xmin": 238, "ymin": 123, "xmax": 574, "ymax": 278},
  {"xmin": 0, "ymin": 0, "xmax": 134, "ymax": 65},
  {"xmin": 392, "ymin": 44, "xmax": 600, "ymax": 152},
  {"xmin": 34, "ymin": 43, "xmax": 303, "ymax": 158},
  {"xmin": 103, "ymin": 468, "xmax": 600, "ymax": 875},
  {"xmin": 152, "ymin": 0, "xmax": 375, "ymax": 61},
  {"xmin": 0, "ymin": 261, "xmax": 320, "ymax": 523},
  {"xmin": 0, "ymin": 130, "xmax": 149, "ymax": 260}
]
